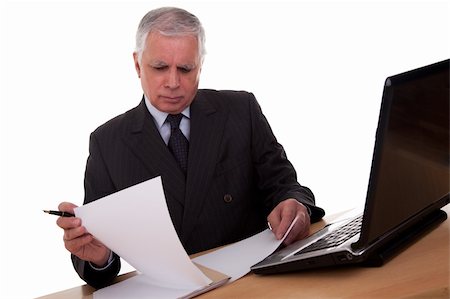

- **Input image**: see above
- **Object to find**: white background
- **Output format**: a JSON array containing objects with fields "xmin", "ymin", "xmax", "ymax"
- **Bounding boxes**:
[{"xmin": 0, "ymin": 0, "xmax": 448, "ymax": 298}]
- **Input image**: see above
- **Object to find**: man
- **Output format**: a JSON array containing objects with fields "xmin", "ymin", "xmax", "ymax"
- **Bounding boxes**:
[{"xmin": 57, "ymin": 7, "xmax": 325, "ymax": 288}]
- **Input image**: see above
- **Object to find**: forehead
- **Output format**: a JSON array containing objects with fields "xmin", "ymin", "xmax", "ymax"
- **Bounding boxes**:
[{"xmin": 144, "ymin": 31, "xmax": 200, "ymax": 63}]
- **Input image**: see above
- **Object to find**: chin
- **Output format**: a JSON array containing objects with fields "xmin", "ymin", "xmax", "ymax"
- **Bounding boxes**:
[{"xmin": 159, "ymin": 103, "xmax": 186, "ymax": 114}]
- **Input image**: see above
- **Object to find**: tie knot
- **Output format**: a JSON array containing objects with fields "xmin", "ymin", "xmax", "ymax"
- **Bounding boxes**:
[{"xmin": 166, "ymin": 114, "xmax": 183, "ymax": 129}]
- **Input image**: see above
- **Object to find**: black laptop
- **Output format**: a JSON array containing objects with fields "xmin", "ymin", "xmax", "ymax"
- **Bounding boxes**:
[{"xmin": 251, "ymin": 59, "xmax": 450, "ymax": 274}]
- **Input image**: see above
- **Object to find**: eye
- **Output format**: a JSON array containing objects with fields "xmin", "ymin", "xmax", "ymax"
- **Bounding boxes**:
[
  {"xmin": 178, "ymin": 66, "xmax": 192, "ymax": 74},
  {"xmin": 152, "ymin": 65, "xmax": 168, "ymax": 71}
]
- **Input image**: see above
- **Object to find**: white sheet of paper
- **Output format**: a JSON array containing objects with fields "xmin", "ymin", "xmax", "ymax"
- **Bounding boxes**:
[
  {"xmin": 192, "ymin": 216, "xmax": 298, "ymax": 282},
  {"xmin": 94, "ymin": 224, "xmax": 292, "ymax": 299},
  {"xmin": 93, "ymin": 274, "xmax": 197, "ymax": 299},
  {"xmin": 74, "ymin": 177, "xmax": 211, "ymax": 290}
]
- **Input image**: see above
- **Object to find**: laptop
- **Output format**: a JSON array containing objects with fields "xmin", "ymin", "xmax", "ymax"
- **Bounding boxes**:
[{"xmin": 251, "ymin": 59, "xmax": 450, "ymax": 274}]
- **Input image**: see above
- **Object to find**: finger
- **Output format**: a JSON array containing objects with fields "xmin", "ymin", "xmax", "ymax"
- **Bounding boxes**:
[
  {"xmin": 63, "ymin": 225, "xmax": 88, "ymax": 241},
  {"xmin": 58, "ymin": 202, "xmax": 78, "ymax": 214},
  {"xmin": 267, "ymin": 209, "xmax": 282, "ymax": 234},
  {"xmin": 56, "ymin": 216, "xmax": 81, "ymax": 229},
  {"xmin": 283, "ymin": 212, "xmax": 308, "ymax": 245},
  {"xmin": 64, "ymin": 233, "xmax": 94, "ymax": 254},
  {"xmin": 274, "ymin": 209, "xmax": 297, "ymax": 240}
]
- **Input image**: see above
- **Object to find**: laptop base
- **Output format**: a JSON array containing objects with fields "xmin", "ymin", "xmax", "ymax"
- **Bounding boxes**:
[{"xmin": 253, "ymin": 209, "xmax": 447, "ymax": 275}]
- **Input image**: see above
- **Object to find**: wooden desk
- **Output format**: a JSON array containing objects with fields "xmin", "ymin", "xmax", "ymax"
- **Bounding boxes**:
[{"xmin": 38, "ymin": 206, "xmax": 449, "ymax": 299}]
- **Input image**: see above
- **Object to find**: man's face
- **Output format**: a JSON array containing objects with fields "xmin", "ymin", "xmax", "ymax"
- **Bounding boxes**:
[{"xmin": 133, "ymin": 31, "xmax": 201, "ymax": 114}]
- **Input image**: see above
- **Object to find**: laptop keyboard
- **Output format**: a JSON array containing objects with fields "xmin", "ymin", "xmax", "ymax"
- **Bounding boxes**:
[{"xmin": 295, "ymin": 215, "xmax": 363, "ymax": 255}]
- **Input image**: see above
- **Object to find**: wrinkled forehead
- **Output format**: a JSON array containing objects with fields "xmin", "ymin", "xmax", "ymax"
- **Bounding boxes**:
[{"xmin": 143, "ymin": 32, "xmax": 201, "ymax": 64}]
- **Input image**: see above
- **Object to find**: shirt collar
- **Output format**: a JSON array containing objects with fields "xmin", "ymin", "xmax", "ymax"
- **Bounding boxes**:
[{"xmin": 144, "ymin": 95, "xmax": 190, "ymax": 129}]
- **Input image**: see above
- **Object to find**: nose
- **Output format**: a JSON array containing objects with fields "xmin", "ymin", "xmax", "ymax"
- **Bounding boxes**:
[{"xmin": 165, "ymin": 68, "xmax": 180, "ymax": 89}]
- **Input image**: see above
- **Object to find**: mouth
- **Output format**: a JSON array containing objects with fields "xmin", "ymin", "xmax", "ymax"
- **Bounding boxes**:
[{"xmin": 160, "ymin": 95, "xmax": 183, "ymax": 103}]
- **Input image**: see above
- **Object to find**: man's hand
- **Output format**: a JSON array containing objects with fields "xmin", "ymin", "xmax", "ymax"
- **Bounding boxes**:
[
  {"xmin": 56, "ymin": 202, "xmax": 111, "ymax": 267},
  {"xmin": 267, "ymin": 198, "xmax": 311, "ymax": 245}
]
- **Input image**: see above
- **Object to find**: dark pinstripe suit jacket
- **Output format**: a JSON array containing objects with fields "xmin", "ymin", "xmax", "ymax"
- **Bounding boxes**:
[{"xmin": 72, "ymin": 89, "xmax": 325, "ymax": 288}]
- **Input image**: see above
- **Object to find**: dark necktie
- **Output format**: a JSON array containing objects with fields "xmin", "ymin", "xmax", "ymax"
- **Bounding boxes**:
[{"xmin": 166, "ymin": 114, "xmax": 189, "ymax": 175}]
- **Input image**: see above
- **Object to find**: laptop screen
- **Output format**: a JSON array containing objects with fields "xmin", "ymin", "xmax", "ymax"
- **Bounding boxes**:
[{"xmin": 358, "ymin": 60, "xmax": 449, "ymax": 247}]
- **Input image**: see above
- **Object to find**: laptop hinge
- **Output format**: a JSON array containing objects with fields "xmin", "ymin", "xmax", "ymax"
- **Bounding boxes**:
[{"xmin": 361, "ymin": 209, "xmax": 447, "ymax": 267}]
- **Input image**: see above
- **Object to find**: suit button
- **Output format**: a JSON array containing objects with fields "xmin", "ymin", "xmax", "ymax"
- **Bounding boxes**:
[{"xmin": 223, "ymin": 194, "xmax": 233, "ymax": 203}]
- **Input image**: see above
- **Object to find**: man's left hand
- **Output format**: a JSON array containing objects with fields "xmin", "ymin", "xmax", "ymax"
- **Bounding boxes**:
[{"xmin": 267, "ymin": 198, "xmax": 311, "ymax": 245}]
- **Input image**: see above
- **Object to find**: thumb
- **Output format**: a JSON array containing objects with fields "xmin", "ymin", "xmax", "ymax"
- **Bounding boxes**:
[{"xmin": 58, "ymin": 202, "xmax": 78, "ymax": 214}]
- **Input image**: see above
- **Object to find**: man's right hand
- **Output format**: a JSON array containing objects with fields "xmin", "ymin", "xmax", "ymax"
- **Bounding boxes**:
[{"xmin": 56, "ymin": 202, "xmax": 111, "ymax": 267}]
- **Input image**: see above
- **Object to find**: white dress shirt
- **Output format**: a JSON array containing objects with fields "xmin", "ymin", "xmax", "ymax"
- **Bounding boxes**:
[{"xmin": 144, "ymin": 96, "xmax": 190, "ymax": 143}]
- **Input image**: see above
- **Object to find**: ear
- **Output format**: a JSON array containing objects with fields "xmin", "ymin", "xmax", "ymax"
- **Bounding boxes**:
[{"xmin": 133, "ymin": 52, "xmax": 141, "ymax": 78}]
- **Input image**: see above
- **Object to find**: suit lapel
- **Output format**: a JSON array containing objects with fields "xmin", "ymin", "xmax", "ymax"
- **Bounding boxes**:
[
  {"xmin": 121, "ymin": 94, "xmax": 227, "ymax": 243},
  {"xmin": 182, "ymin": 91, "xmax": 227, "ymax": 240},
  {"xmin": 122, "ymin": 99, "xmax": 186, "ymax": 234}
]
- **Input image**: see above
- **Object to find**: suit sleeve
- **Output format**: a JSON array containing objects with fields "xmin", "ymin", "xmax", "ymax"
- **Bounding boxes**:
[
  {"xmin": 71, "ymin": 132, "xmax": 121, "ymax": 288},
  {"xmin": 248, "ymin": 93, "xmax": 325, "ymax": 222}
]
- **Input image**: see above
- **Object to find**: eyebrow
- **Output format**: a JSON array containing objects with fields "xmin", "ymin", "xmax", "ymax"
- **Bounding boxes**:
[
  {"xmin": 150, "ymin": 60, "xmax": 196, "ymax": 70},
  {"xmin": 178, "ymin": 63, "xmax": 196, "ymax": 70},
  {"xmin": 149, "ymin": 60, "xmax": 168, "ymax": 67}
]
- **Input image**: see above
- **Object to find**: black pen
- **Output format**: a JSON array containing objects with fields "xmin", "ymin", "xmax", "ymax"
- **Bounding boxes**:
[{"xmin": 43, "ymin": 210, "xmax": 75, "ymax": 217}]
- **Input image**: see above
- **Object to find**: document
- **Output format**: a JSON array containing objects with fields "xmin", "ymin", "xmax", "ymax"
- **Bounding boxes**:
[
  {"xmin": 74, "ymin": 177, "xmax": 295, "ymax": 298},
  {"xmin": 75, "ymin": 177, "xmax": 226, "ymax": 298},
  {"xmin": 93, "ymin": 265, "xmax": 229, "ymax": 299},
  {"xmin": 192, "ymin": 218, "xmax": 296, "ymax": 282}
]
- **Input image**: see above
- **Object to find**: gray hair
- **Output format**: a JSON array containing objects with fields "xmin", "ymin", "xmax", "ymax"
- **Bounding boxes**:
[{"xmin": 135, "ymin": 7, "xmax": 206, "ymax": 64}]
